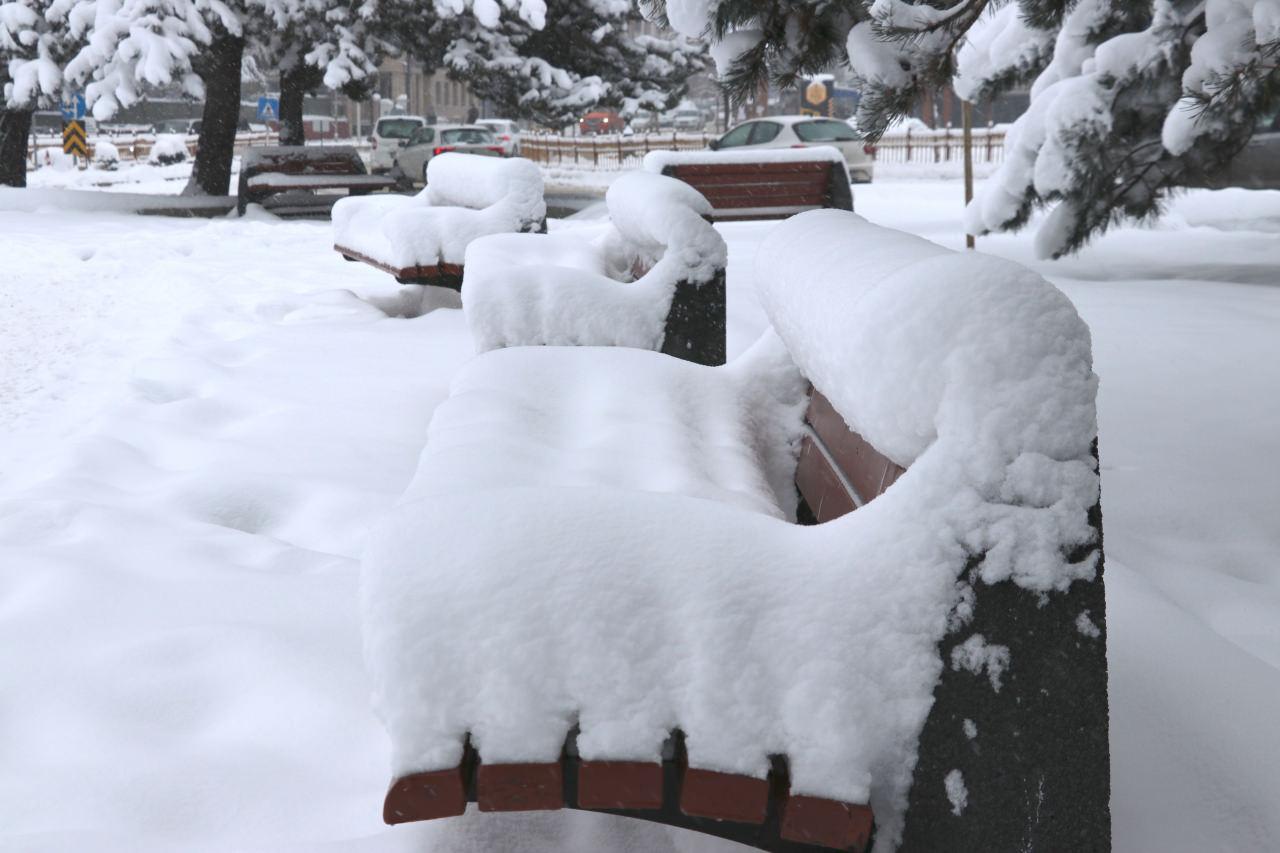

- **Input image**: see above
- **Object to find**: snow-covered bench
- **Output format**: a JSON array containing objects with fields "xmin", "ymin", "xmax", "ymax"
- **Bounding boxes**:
[
  {"xmin": 236, "ymin": 146, "xmax": 395, "ymax": 216},
  {"xmin": 332, "ymin": 153, "xmax": 546, "ymax": 290},
  {"xmin": 644, "ymin": 148, "xmax": 853, "ymax": 221},
  {"xmin": 461, "ymin": 171, "xmax": 728, "ymax": 365},
  {"xmin": 362, "ymin": 210, "xmax": 1110, "ymax": 853}
]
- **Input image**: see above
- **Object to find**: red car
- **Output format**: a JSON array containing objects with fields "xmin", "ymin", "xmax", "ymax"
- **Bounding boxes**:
[{"xmin": 579, "ymin": 110, "xmax": 622, "ymax": 136}]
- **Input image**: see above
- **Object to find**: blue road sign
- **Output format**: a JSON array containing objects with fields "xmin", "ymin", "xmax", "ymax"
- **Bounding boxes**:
[
  {"xmin": 257, "ymin": 97, "xmax": 280, "ymax": 120},
  {"xmin": 60, "ymin": 93, "xmax": 86, "ymax": 121}
]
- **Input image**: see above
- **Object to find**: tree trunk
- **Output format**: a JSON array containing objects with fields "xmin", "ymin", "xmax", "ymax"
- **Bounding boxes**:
[
  {"xmin": 278, "ymin": 64, "xmax": 308, "ymax": 147},
  {"xmin": 186, "ymin": 30, "xmax": 246, "ymax": 196},
  {"xmin": 0, "ymin": 107, "xmax": 34, "ymax": 188}
]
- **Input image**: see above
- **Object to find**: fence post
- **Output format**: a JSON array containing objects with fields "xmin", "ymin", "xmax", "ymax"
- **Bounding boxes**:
[
  {"xmin": 618, "ymin": 134, "xmax": 624, "ymax": 167},
  {"xmin": 905, "ymin": 127, "xmax": 913, "ymax": 163},
  {"xmin": 592, "ymin": 136, "xmax": 598, "ymax": 167}
]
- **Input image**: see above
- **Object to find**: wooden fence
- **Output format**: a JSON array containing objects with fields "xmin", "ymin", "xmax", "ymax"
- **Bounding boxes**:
[
  {"xmin": 28, "ymin": 131, "xmax": 279, "ymax": 166},
  {"xmin": 522, "ymin": 132, "xmax": 715, "ymax": 170},
  {"xmin": 871, "ymin": 126, "xmax": 1007, "ymax": 166},
  {"xmin": 521, "ymin": 126, "xmax": 1007, "ymax": 171}
]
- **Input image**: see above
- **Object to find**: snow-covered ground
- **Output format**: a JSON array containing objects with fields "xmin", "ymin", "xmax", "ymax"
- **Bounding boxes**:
[{"xmin": 1, "ymin": 178, "xmax": 1278, "ymax": 852}]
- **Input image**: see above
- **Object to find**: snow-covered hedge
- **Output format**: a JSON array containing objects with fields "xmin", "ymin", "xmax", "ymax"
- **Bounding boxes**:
[
  {"xmin": 147, "ymin": 135, "xmax": 188, "ymax": 166},
  {"xmin": 93, "ymin": 140, "xmax": 120, "ymax": 170},
  {"xmin": 461, "ymin": 170, "xmax": 726, "ymax": 352}
]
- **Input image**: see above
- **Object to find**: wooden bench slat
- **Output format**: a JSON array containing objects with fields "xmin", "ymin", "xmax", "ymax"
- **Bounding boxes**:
[
  {"xmin": 383, "ymin": 729, "xmax": 875, "ymax": 852},
  {"xmin": 699, "ymin": 190, "xmax": 835, "ymax": 209},
  {"xmin": 670, "ymin": 162, "xmax": 834, "ymax": 177},
  {"xmin": 806, "ymin": 391, "xmax": 904, "ymax": 507},
  {"xmin": 670, "ymin": 172, "xmax": 832, "ymax": 189},
  {"xmin": 796, "ymin": 434, "xmax": 861, "ymax": 523}
]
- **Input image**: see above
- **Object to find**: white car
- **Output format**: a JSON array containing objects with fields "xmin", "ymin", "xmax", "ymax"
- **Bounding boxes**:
[
  {"xmin": 392, "ymin": 125, "xmax": 504, "ymax": 186},
  {"xmin": 710, "ymin": 116, "xmax": 875, "ymax": 183},
  {"xmin": 369, "ymin": 115, "xmax": 428, "ymax": 173},
  {"xmin": 476, "ymin": 119, "xmax": 521, "ymax": 157}
]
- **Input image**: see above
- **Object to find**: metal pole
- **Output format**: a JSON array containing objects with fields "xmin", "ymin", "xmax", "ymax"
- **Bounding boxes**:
[{"xmin": 963, "ymin": 100, "xmax": 975, "ymax": 250}]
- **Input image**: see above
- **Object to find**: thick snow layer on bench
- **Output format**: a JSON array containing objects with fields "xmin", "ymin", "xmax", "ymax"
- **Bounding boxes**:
[
  {"xmin": 331, "ymin": 154, "xmax": 544, "ymax": 268},
  {"xmin": 363, "ymin": 340, "xmax": 969, "ymax": 847},
  {"xmin": 364, "ymin": 215, "xmax": 1100, "ymax": 848},
  {"xmin": 643, "ymin": 146, "xmax": 848, "ymax": 172},
  {"xmin": 463, "ymin": 171, "xmax": 725, "ymax": 352},
  {"xmin": 425, "ymin": 152, "xmax": 542, "ymax": 212},
  {"xmin": 757, "ymin": 209, "xmax": 1099, "ymax": 591}
]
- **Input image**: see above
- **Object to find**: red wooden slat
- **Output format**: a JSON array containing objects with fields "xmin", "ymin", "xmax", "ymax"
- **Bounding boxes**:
[
  {"xmin": 806, "ymin": 390, "xmax": 904, "ymax": 505},
  {"xmin": 670, "ymin": 162, "xmax": 832, "ymax": 177},
  {"xmin": 477, "ymin": 762, "xmax": 564, "ymax": 812},
  {"xmin": 795, "ymin": 434, "xmax": 859, "ymax": 523},
  {"xmin": 698, "ymin": 191, "xmax": 831, "ymax": 209},
  {"xmin": 780, "ymin": 795, "xmax": 874, "ymax": 852},
  {"xmin": 578, "ymin": 761, "xmax": 663, "ymax": 810},
  {"xmin": 383, "ymin": 767, "xmax": 467, "ymax": 824},
  {"xmin": 671, "ymin": 172, "xmax": 831, "ymax": 189},
  {"xmin": 679, "ymin": 767, "xmax": 769, "ymax": 824}
]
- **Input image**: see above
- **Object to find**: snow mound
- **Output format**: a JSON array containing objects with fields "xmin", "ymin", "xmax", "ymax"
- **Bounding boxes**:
[
  {"xmin": 363, "ymin": 211, "xmax": 1100, "ymax": 848},
  {"xmin": 148, "ymin": 134, "xmax": 188, "ymax": 166},
  {"xmin": 332, "ymin": 153, "xmax": 545, "ymax": 268},
  {"xmin": 462, "ymin": 170, "xmax": 725, "ymax": 352}
]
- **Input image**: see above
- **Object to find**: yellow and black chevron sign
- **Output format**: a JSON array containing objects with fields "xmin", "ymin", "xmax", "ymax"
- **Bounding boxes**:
[{"xmin": 63, "ymin": 120, "xmax": 88, "ymax": 157}]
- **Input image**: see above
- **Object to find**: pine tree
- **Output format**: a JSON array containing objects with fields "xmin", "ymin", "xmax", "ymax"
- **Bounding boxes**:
[
  {"xmin": 652, "ymin": 0, "xmax": 1280, "ymax": 256},
  {"xmin": 442, "ymin": 0, "xmax": 708, "ymax": 127},
  {"xmin": 1, "ymin": 0, "xmax": 92, "ymax": 186},
  {"xmin": 57, "ymin": 0, "xmax": 542, "ymax": 193}
]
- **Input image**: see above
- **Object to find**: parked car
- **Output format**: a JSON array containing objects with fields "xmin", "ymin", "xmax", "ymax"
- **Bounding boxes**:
[
  {"xmin": 369, "ymin": 115, "xmax": 428, "ymax": 174},
  {"xmin": 670, "ymin": 107, "xmax": 705, "ymax": 131},
  {"xmin": 709, "ymin": 116, "xmax": 876, "ymax": 183},
  {"xmin": 1183, "ymin": 107, "xmax": 1280, "ymax": 190},
  {"xmin": 152, "ymin": 118, "xmax": 202, "ymax": 135},
  {"xmin": 393, "ymin": 124, "xmax": 504, "ymax": 185},
  {"xmin": 476, "ymin": 119, "xmax": 521, "ymax": 156},
  {"xmin": 579, "ymin": 110, "xmax": 622, "ymax": 136}
]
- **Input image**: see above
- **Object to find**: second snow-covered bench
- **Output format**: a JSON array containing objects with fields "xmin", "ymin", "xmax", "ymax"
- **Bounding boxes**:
[
  {"xmin": 333, "ymin": 153, "xmax": 546, "ymax": 289},
  {"xmin": 644, "ymin": 148, "xmax": 853, "ymax": 221},
  {"xmin": 462, "ymin": 170, "xmax": 728, "ymax": 365},
  {"xmin": 363, "ymin": 210, "xmax": 1111, "ymax": 853}
]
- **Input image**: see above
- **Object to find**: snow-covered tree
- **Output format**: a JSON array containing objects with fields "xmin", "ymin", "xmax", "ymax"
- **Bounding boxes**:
[
  {"xmin": 654, "ymin": 0, "xmax": 1280, "ymax": 256},
  {"xmin": 58, "ymin": 0, "xmax": 545, "ymax": 193},
  {"xmin": 1, "ymin": 0, "xmax": 92, "ymax": 185},
  {"xmin": 442, "ymin": 0, "xmax": 708, "ymax": 126}
]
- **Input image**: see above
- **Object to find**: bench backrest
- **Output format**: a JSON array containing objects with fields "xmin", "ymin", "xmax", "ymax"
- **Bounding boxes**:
[
  {"xmin": 644, "ymin": 148, "xmax": 853, "ymax": 220},
  {"xmin": 795, "ymin": 389, "xmax": 905, "ymax": 522},
  {"xmin": 240, "ymin": 146, "xmax": 366, "ymax": 180}
]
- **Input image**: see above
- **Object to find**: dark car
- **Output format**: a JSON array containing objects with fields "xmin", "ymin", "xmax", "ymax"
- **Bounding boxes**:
[{"xmin": 1184, "ymin": 108, "xmax": 1280, "ymax": 190}]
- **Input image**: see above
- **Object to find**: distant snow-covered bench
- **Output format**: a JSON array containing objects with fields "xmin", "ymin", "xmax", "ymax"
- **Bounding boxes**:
[
  {"xmin": 333, "ymin": 154, "xmax": 546, "ymax": 290},
  {"xmin": 643, "ymin": 148, "xmax": 853, "ymax": 221},
  {"xmin": 462, "ymin": 171, "xmax": 728, "ymax": 366},
  {"xmin": 237, "ymin": 147, "xmax": 395, "ymax": 216},
  {"xmin": 362, "ymin": 210, "xmax": 1110, "ymax": 852}
]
